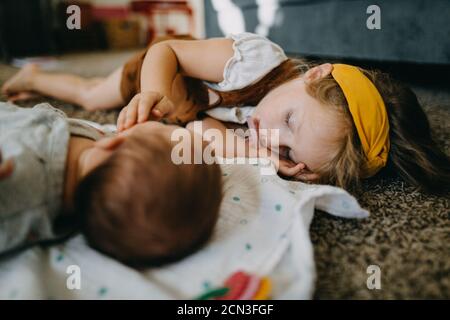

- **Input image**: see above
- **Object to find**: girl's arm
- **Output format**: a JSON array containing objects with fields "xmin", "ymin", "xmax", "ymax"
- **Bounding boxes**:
[
  {"xmin": 188, "ymin": 118, "xmax": 315, "ymax": 181},
  {"xmin": 117, "ymin": 38, "xmax": 235, "ymax": 131},
  {"xmin": 141, "ymin": 38, "xmax": 235, "ymax": 95},
  {"xmin": 187, "ymin": 117, "xmax": 255, "ymax": 160},
  {"xmin": 187, "ymin": 117, "xmax": 277, "ymax": 164}
]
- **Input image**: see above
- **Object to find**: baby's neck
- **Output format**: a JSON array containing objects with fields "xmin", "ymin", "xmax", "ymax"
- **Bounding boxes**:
[{"xmin": 63, "ymin": 136, "xmax": 95, "ymax": 212}]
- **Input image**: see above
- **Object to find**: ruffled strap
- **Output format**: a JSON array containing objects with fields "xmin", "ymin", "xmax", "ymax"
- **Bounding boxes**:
[{"xmin": 205, "ymin": 32, "xmax": 288, "ymax": 92}]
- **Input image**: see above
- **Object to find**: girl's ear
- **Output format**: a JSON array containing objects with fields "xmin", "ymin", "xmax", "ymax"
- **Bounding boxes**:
[
  {"xmin": 94, "ymin": 135, "xmax": 125, "ymax": 151},
  {"xmin": 304, "ymin": 63, "xmax": 333, "ymax": 83}
]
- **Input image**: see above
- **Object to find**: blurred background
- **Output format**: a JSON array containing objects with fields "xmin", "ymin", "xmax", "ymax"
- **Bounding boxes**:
[
  {"xmin": 0, "ymin": 0, "xmax": 449, "ymax": 84},
  {"xmin": 0, "ymin": 0, "xmax": 449, "ymax": 64},
  {"xmin": 0, "ymin": 0, "xmax": 205, "ymax": 59}
]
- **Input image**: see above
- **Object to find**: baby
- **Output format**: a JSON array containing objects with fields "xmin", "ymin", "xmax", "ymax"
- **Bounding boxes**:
[{"xmin": 0, "ymin": 103, "xmax": 222, "ymax": 267}]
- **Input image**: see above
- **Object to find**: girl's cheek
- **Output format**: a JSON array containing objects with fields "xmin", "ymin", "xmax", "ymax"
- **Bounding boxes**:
[
  {"xmin": 253, "ymin": 103, "xmax": 268, "ymax": 120},
  {"xmin": 254, "ymin": 104, "xmax": 281, "ymax": 131},
  {"xmin": 259, "ymin": 115, "xmax": 278, "ymax": 133}
]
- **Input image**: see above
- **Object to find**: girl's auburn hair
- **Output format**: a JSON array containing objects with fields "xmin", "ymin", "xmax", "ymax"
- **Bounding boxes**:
[{"xmin": 190, "ymin": 58, "xmax": 450, "ymax": 194}]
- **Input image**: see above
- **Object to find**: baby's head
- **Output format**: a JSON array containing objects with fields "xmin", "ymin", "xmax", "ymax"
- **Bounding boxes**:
[
  {"xmin": 74, "ymin": 122, "xmax": 222, "ymax": 267},
  {"xmin": 249, "ymin": 60, "xmax": 449, "ymax": 193}
]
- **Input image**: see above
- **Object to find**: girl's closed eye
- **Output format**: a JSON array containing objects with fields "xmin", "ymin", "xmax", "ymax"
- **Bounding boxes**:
[{"xmin": 285, "ymin": 111, "xmax": 293, "ymax": 129}]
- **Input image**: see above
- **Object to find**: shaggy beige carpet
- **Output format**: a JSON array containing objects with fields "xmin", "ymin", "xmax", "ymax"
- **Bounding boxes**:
[{"xmin": 0, "ymin": 51, "xmax": 449, "ymax": 299}]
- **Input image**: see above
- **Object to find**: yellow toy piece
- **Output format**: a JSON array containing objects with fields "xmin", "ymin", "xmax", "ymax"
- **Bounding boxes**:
[{"xmin": 253, "ymin": 277, "xmax": 272, "ymax": 300}]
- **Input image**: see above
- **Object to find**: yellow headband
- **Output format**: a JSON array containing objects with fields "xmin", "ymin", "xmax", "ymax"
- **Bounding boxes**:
[{"xmin": 331, "ymin": 64, "xmax": 390, "ymax": 177}]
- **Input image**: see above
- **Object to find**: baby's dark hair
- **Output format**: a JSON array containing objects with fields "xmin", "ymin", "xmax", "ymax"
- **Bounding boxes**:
[{"xmin": 74, "ymin": 133, "xmax": 223, "ymax": 267}]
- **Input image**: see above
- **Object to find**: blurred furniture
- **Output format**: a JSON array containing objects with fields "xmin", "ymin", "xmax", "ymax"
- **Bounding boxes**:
[
  {"xmin": 131, "ymin": 0, "xmax": 194, "ymax": 42},
  {"xmin": 0, "ymin": 0, "xmax": 55, "ymax": 61},
  {"xmin": 102, "ymin": 18, "xmax": 142, "ymax": 49},
  {"xmin": 55, "ymin": 1, "xmax": 107, "ymax": 52},
  {"xmin": 0, "ymin": 0, "xmax": 109, "ymax": 60},
  {"xmin": 90, "ymin": 5, "xmax": 143, "ymax": 49},
  {"xmin": 205, "ymin": 0, "xmax": 450, "ymax": 64}
]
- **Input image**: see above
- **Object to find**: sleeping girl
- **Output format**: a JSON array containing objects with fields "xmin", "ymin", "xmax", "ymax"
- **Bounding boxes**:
[{"xmin": 2, "ymin": 33, "xmax": 449, "ymax": 193}]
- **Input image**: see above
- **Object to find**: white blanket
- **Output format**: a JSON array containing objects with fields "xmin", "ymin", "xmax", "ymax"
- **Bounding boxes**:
[{"xmin": 0, "ymin": 160, "xmax": 368, "ymax": 299}]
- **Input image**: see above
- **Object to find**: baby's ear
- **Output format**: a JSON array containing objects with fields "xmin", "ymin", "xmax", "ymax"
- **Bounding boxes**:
[{"xmin": 95, "ymin": 135, "xmax": 125, "ymax": 151}]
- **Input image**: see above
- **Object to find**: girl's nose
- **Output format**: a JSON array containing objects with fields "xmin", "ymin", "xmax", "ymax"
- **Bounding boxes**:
[{"xmin": 247, "ymin": 116, "xmax": 260, "ymax": 132}]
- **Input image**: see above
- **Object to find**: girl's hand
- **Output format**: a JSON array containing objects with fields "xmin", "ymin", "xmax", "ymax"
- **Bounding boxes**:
[
  {"xmin": 117, "ymin": 91, "xmax": 175, "ymax": 132},
  {"xmin": 0, "ymin": 151, "xmax": 14, "ymax": 180},
  {"xmin": 277, "ymin": 158, "xmax": 320, "ymax": 183},
  {"xmin": 247, "ymin": 117, "xmax": 319, "ymax": 183}
]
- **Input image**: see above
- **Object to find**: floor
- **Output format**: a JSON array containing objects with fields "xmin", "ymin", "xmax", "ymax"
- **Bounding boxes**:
[{"xmin": 0, "ymin": 50, "xmax": 449, "ymax": 299}]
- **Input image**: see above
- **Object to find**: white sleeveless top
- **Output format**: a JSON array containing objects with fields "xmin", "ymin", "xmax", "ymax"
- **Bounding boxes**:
[
  {"xmin": 203, "ymin": 33, "xmax": 288, "ymax": 124},
  {"xmin": 205, "ymin": 32, "xmax": 288, "ymax": 92}
]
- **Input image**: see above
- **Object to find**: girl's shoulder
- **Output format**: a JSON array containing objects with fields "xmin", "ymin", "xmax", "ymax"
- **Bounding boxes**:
[{"xmin": 204, "ymin": 32, "xmax": 288, "ymax": 92}]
